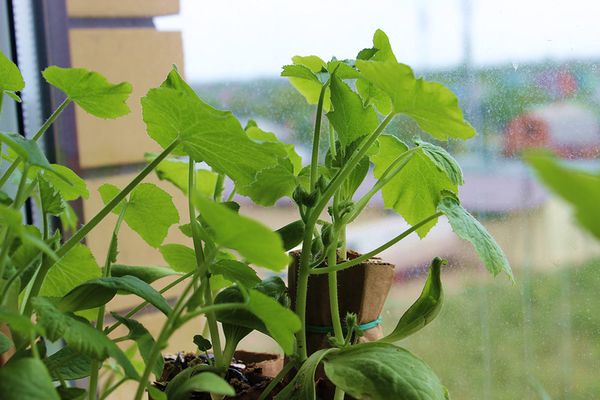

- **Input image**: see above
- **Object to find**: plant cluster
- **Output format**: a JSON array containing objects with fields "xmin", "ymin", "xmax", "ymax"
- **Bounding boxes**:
[{"xmin": 0, "ymin": 30, "xmax": 512, "ymax": 400}]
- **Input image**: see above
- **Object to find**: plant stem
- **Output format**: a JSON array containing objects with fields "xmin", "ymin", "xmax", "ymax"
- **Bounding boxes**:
[
  {"xmin": 89, "ymin": 204, "xmax": 128, "ymax": 400},
  {"xmin": 294, "ymin": 113, "xmax": 395, "ymax": 360},
  {"xmin": 257, "ymin": 360, "xmax": 297, "ymax": 400},
  {"xmin": 311, "ymin": 212, "xmax": 443, "ymax": 275},
  {"xmin": 0, "ymin": 99, "xmax": 71, "ymax": 189},
  {"xmin": 213, "ymin": 173, "xmax": 225, "ymax": 201},
  {"xmin": 99, "ymin": 378, "xmax": 126, "ymax": 400},
  {"xmin": 188, "ymin": 158, "xmax": 223, "ymax": 368},
  {"xmin": 327, "ymin": 236, "xmax": 344, "ymax": 344},
  {"xmin": 333, "ymin": 387, "xmax": 345, "ymax": 400},
  {"xmin": 309, "ymin": 84, "xmax": 328, "ymax": 191}
]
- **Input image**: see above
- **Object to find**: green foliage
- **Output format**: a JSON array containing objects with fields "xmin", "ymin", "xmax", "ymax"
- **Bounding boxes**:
[
  {"xmin": 43, "ymin": 346, "xmax": 93, "ymax": 380},
  {"xmin": 0, "ymin": 50, "xmax": 25, "ymax": 100},
  {"xmin": 210, "ymin": 259, "xmax": 261, "ymax": 288},
  {"xmin": 282, "ymin": 55, "xmax": 331, "ymax": 111},
  {"xmin": 275, "ymin": 219, "xmax": 305, "ymax": 251},
  {"xmin": 195, "ymin": 196, "xmax": 289, "ymax": 270},
  {"xmin": 42, "ymin": 164, "xmax": 89, "ymax": 201},
  {"xmin": 372, "ymin": 135, "xmax": 457, "ymax": 237},
  {"xmin": 32, "ymin": 297, "xmax": 139, "ymax": 379},
  {"xmin": 99, "ymin": 183, "xmax": 179, "ymax": 248},
  {"xmin": 525, "ymin": 150, "xmax": 600, "ymax": 240},
  {"xmin": 59, "ymin": 275, "xmax": 172, "ymax": 316},
  {"xmin": 323, "ymin": 343, "xmax": 449, "ymax": 400},
  {"xmin": 382, "ymin": 258, "xmax": 445, "ymax": 342},
  {"xmin": 274, "ymin": 349, "xmax": 337, "ymax": 400},
  {"xmin": 110, "ymin": 264, "xmax": 180, "ymax": 284},
  {"xmin": 437, "ymin": 192, "xmax": 513, "ymax": 280},
  {"xmin": 0, "ymin": 330, "xmax": 12, "ymax": 353},
  {"xmin": 193, "ymin": 334, "xmax": 212, "ymax": 352},
  {"xmin": 0, "ymin": 358, "xmax": 59, "ymax": 400},
  {"xmin": 39, "ymin": 244, "xmax": 101, "ymax": 299},
  {"xmin": 0, "ymin": 132, "xmax": 67, "ymax": 181},
  {"xmin": 165, "ymin": 370, "xmax": 235, "ymax": 399},
  {"xmin": 111, "ymin": 313, "xmax": 163, "ymax": 377},
  {"xmin": 42, "ymin": 66, "xmax": 132, "ymax": 118},
  {"xmin": 159, "ymin": 244, "xmax": 196, "ymax": 273}
]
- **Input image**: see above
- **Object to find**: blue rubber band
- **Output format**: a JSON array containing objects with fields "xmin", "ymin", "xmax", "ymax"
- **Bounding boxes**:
[{"xmin": 306, "ymin": 316, "xmax": 382, "ymax": 334}]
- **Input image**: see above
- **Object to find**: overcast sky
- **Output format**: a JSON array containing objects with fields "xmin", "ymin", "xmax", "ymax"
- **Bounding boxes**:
[{"xmin": 155, "ymin": 0, "xmax": 600, "ymax": 82}]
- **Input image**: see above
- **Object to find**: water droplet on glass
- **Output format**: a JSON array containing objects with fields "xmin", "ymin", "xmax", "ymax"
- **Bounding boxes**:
[{"xmin": 512, "ymin": 62, "xmax": 519, "ymax": 71}]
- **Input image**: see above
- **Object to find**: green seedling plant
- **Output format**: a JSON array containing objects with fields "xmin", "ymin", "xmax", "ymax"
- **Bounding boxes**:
[
  {"xmin": 0, "ymin": 28, "xmax": 514, "ymax": 400},
  {"xmin": 0, "ymin": 53, "xmax": 301, "ymax": 400}
]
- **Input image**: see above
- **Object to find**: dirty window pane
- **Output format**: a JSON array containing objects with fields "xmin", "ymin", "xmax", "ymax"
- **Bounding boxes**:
[{"xmin": 156, "ymin": 1, "xmax": 600, "ymax": 398}]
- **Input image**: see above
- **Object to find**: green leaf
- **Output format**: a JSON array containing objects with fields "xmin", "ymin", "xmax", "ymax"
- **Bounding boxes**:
[
  {"xmin": 40, "ymin": 244, "xmax": 101, "ymax": 299},
  {"xmin": 245, "ymin": 120, "xmax": 302, "ymax": 174},
  {"xmin": 43, "ymin": 164, "xmax": 89, "ymax": 201},
  {"xmin": 274, "ymin": 349, "xmax": 337, "ymax": 400},
  {"xmin": 282, "ymin": 56, "xmax": 331, "ymax": 111},
  {"xmin": 437, "ymin": 192, "xmax": 513, "ymax": 280},
  {"xmin": 193, "ymin": 334, "xmax": 212, "ymax": 352},
  {"xmin": 160, "ymin": 244, "xmax": 196, "ymax": 273},
  {"xmin": 0, "ymin": 50, "xmax": 25, "ymax": 92},
  {"xmin": 0, "ymin": 309, "xmax": 40, "ymax": 337},
  {"xmin": 39, "ymin": 176, "xmax": 65, "ymax": 216},
  {"xmin": 0, "ymin": 205, "xmax": 57, "ymax": 261},
  {"xmin": 323, "ymin": 342, "xmax": 448, "ymax": 400},
  {"xmin": 275, "ymin": 219, "xmax": 305, "ymax": 251},
  {"xmin": 111, "ymin": 264, "xmax": 180, "ymax": 284},
  {"xmin": 0, "ymin": 132, "xmax": 68, "ymax": 181},
  {"xmin": 111, "ymin": 313, "xmax": 163, "ymax": 378},
  {"xmin": 416, "ymin": 140, "xmax": 464, "ymax": 186},
  {"xmin": 0, "ymin": 358, "xmax": 59, "ymax": 400},
  {"xmin": 0, "ymin": 331, "xmax": 13, "ymax": 353},
  {"xmin": 381, "ymin": 258, "xmax": 445, "ymax": 342},
  {"xmin": 356, "ymin": 60, "xmax": 476, "ymax": 141},
  {"xmin": 59, "ymin": 275, "xmax": 172, "ymax": 316},
  {"xmin": 44, "ymin": 346, "xmax": 93, "ymax": 380},
  {"xmin": 42, "ymin": 66, "xmax": 132, "ymax": 118},
  {"xmin": 142, "ymin": 69, "xmax": 293, "ymax": 205},
  {"xmin": 98, "ymin": 183, "xmax": 124, "ymax": 213},
  {"xmin": 210, "ymin": 259, "xmax": 261, "ymax": 288},
  {"xmin": 32, "ymin": 297, "xmax": 139, "ymax": 379},
  {"xmin": 166, "ymin": 370, "xmax": 235, "ymax": 399},
  {"xmin": 525, "ymin": 150, "xmax": 600, "ymax": 240},
  {"xmin": 326, "ymin": 75, "xmax": 379, "ymax": 147},
  {"xmin": 56, "ymin": 387, "xmax": 86, "ymax": 400},
  {"xmin": 372, "ymin": 135, "xmax": 456, "ymax": 237},
  {"xmin": 195, "ymin": 196, "xmax": 289, "ymax": 270}
]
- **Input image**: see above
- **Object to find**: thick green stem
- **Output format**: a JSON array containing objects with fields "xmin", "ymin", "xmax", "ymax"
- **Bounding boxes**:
[
  {"xmin": 294, "ymin": 113, "xmax": 395, "ymax": 361},
  {"xmin": 89, "ymin": 204, "xmax": 128, "ymax": 400},
  {"xmin": 311, "ymin": 212, "xmax": 443, "ymax": 275},
  {"xmin": 327, "ymin": 237, "xmax": 344, "ymax": 344},
  {"xmin": 188, "ymin": 158, "xmax": 223, "ymax": 367},
  {"xmin": 0, "ymin": 99, "xmax": 71, "ymax": 189},
  {"xmin": 309, "ymin": 84, "xmax": 328, "ymax": 191}
]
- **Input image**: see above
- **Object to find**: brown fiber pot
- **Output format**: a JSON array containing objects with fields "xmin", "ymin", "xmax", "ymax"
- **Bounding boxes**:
[{"xmin": 288, "ymin": 250, "xmax": 395, "ymax": 355}]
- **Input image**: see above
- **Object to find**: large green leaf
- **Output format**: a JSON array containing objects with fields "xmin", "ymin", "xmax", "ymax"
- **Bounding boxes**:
[
  {"xmin": 372, "ymin": 135, "xmax": 457, "ymax": 237},
  {"xmin": 0, "ymin": 50, "xmax": 25, "ymax": 93},
  {"xmin": 381, "ymin": 258, "xmax": 445, "ymax": 342},
  {"xmin": 142, "ymin": 68, "xmax": 294, "ymax": 205},
  {"xmin": 42, "ymin": 66, "xmax": 132, "ymax": 118},
  {"xmin": 44, "ymin": 346, "xmax": 93, "ymax": 381},
  {"xmin": 40, "ymin": 244, "xmax": 101, "ymax": 299},
  {"xmin": 59, "ymin": 275, "xmax": 172, "ymax": 316},
  {"xmin": 525, "ymin": 150, "xmax": 600, "ymax": 240},
  {"xmin": 165, "ymin": 370, "xmax": 235, "ymax": 399},
  {"xmin": 274, "ymin": 349, "xmax": 337, "ymax": 400},
  {"xmin": 111, "ymin": 313, "xmax": 163, "ymax": 378},
  {"xmin": 326, "ymin": 75, "xmax": 379, "ymax": 147},
  {"xmin": 245, "ymin": 120, "xmax": 302, "ymax": 174},
  {"xmin": 111, "ymin": 264, "xmax": 180, "ymax": 284},
  {"xmin": 99, "ymin": 183, "xmax": 179, "ymax": 248},
  {"xmin": 323, "ymin": 342, "xmax": 449, "ymax": 400},
  {"xmin": 437, "ymin": 192, "xmax": 513, "ymax": 280},
  {"xmin": 42, "ymin": 164, "xmax": 89, "ymax": 201},
  {"xmin": 145, "ymin": 154, "xmax": 218, "ymax": 197},
  {"xmin": 39, "ymin": 176, "xmax": 65, "ymax": 216},
  {"xmin": 195, "ymin": 196, "xmax": 289, "ymax": 270},
  {"xmin": 416, "ymin": 140, "xmax": 464, "ymax": 186},
  {"xmin": 32, "ymin": 297, "xmax": 139, "ymax": 379},
  {"xmin": 160, "ymin": 243, "xmax": 196, "ymax": 273},
  {"xmin": 356, "ymin": 59, "xmax": 475, "ymax": 141},
  {"xmin": 36, "ymin": 243, "xmax": 96, "ymax": 300},
  {"xmin": 0, "ymin": 358, "xmax": 59, "ymax": 400}
]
